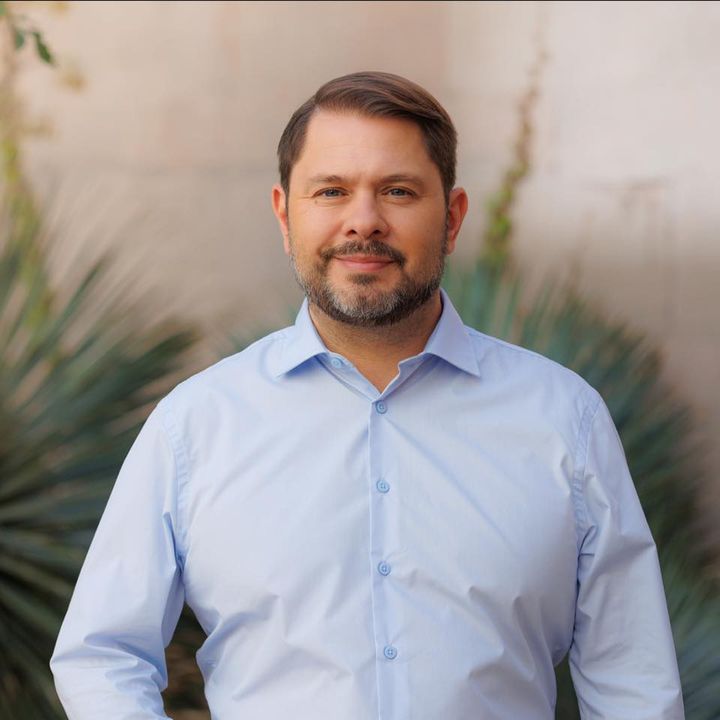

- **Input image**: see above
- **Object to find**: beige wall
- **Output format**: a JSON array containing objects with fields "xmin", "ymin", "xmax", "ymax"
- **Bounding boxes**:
[{"xmin": 14, "ymin": 1, "xmax": 720, "ymax": 515}]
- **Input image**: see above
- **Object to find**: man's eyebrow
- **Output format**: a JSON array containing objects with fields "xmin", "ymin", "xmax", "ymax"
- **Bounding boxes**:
[
  {"xmin": 379, "ymin": 173, "xmax": 426, "ymax": 187},
  {"xmin": 306, "ymin": 174, "xmax": 346, "ymax": 185}
]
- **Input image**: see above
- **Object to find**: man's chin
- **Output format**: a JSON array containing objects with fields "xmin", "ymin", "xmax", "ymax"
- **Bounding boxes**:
[
  {"xmin": 312, "ymin": 285, "xmax": 437, "ymax": 328},
  {"xmin": 330, "ymin": 284, "xmax": 398, "ymax": 310},
  {"xmin": 309, "ymin": 290, "xmax": 396, "ymax": 326}
]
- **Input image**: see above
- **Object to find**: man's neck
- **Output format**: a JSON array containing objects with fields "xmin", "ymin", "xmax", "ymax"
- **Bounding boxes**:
[{"xmin": 308, "ymin": 293, "xmax": 443, "ymax": 392}]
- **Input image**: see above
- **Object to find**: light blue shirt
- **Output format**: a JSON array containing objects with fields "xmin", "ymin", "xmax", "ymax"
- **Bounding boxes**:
[{"xmin": 51, "ymin": 290, "xmax": 684, "ymax": 719}]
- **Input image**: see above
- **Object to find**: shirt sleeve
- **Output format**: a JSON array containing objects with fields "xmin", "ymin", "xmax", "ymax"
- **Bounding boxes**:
[
  {"xmin": 50, "ymin": 399, "xmax": 185, "ymax": 719},
  {"xmin": 569, "ymin": 394, "xmax": 684, "ymax": 719}
]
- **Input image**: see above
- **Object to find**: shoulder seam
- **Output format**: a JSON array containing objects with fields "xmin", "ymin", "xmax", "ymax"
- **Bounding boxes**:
[
  {"xmin": 157, "ymin": 395, "xmax": 191, "ymax": 571},
  {"xmin": 571, "ymin": 389, "xmax": 603, "ymax": 552}
]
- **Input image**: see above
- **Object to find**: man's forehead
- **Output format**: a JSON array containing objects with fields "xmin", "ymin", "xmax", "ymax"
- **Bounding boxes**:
[
  {"xmin": 302, "ymin": 109, "xmax": 424, "ymax": 145},
  {"xmin": 293, "ymin": 110, "xmax": 437, "ymax": 181}
]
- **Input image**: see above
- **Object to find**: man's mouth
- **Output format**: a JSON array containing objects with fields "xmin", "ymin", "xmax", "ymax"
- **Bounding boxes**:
[{"xmin": 334, "ymin": 255, "xmax": 395, "ymax": 272}]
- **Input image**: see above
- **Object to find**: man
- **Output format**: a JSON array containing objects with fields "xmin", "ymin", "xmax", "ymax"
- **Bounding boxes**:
[{"xmin": 51, "ymin": 71, "xmax": 684, "ymax": 719}]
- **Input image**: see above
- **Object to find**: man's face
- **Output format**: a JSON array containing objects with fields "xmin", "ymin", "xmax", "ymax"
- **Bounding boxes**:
[{"xmin": 272, "ymin": 110, "xmax": 467, "ymax": 326}]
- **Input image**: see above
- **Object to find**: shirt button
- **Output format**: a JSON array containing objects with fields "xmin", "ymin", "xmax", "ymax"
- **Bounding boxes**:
[
  {"xmin": 376, "ymin": 479, "xmax": 390, "ymax": 493},
  {"xmin": 376, "ymin": 401, "xmax": 387, "ymax": 414},
  {"xmin": 330, "ymin": 357, "xmax": 343, "ymax": 368},
  {"xmin": 383, "ymin": 645, "xmax": 398, "ymax": 660},
  {"xmin": 378, "ymin": 561, "xmax": 391, "ymax": 576}
]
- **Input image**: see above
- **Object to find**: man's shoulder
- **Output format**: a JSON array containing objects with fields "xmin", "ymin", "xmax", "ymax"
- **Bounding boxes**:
[
  {"xmin": 161, "ymin": 325, "xmax": 291, "ymax": 410},
  {"xmin": 464, "ymin": 324, "xmax": 599, "ymax": 404}
]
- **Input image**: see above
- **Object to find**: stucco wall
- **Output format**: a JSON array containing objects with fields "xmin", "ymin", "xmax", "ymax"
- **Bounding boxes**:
[{"xmin": 14, "ymin": 1, "xmax": 720, "ymax": 521}]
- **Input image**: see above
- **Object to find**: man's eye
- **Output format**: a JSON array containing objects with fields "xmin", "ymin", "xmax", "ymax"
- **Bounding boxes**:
[
  {"xmin": 387, "ymin": 188, "xmax": 412, "ymax": 197},
  {"xmin": 319, "ymin": 188, "xmax": 343, "ymax": 198}
]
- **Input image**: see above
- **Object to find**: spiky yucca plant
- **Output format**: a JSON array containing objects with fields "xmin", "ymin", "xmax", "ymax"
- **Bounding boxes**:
[
  {"xmin": 1, "ymin": 5, "xmax": 202, "ymax": 716},
  {"xmin": 0, "ymin": 201, "xmax": 197, "ymax": 718}
]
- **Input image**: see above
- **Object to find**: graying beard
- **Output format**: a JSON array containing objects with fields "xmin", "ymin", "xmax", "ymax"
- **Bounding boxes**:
[{"xmin": 293, "ymin": 264, "xmax": 444, "ymax": 328}]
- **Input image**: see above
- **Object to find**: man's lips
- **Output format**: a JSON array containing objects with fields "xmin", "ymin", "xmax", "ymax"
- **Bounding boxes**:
[{"xmin": 334, "ymin": 255, "xmax": 395, "ymax": 272}]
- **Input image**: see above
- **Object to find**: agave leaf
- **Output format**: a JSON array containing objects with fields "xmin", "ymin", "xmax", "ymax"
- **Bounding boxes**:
[{"xmin": 0, "ymin": 200, "xmax": 196, "ymax": 714}]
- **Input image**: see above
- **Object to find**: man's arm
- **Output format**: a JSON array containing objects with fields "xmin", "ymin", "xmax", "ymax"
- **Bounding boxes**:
[
  {"xmin": 569, "ymin": 395, "xmax": 684, "ymax": 719},
  {"xmin": 50, "ymin": 400, "xmax": 185, "ymax": 719}
]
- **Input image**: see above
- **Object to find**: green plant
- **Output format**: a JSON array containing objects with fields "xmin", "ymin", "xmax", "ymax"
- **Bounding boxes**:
[
  {"xmin": 0, "ymin": 1, "xmax": 55, "ymax": 66},
  {"xmin": 0, "ymin": 202, "xmax": 197, "ymax": 717},
  {"xmin": 0, "ymin": 6, "xmax": 205, "ymax": 716}
]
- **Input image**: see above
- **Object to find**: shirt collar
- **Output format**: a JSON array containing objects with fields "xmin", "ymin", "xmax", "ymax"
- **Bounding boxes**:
[
  {"xmin": 423, "ymin": 288, "xmax": 481, "ymax": 377},
  {"xmin": 271, "ymin": 297, "xmax": 329, "ymax": 377},
  {"xmin": 271, "ymin": 288, "xmax": 480, "ymax": 379}
]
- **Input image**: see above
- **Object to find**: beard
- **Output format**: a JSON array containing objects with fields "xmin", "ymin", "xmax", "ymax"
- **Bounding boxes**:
[{"xmin": 289, "ymin": 234, "xmax": 448, "ymax": 327}]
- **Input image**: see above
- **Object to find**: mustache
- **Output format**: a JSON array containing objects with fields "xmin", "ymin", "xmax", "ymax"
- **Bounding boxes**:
[{"xmin": 320, "ymin": 239, "xmax": 406, "ymax": 265}]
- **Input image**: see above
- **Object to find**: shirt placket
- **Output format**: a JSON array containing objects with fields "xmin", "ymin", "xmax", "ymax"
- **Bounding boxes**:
[
  {"xmin": 320, "ymin": 354, "xmax": 418, "ymax": 719},
  {"xmin": 367, "ymin": 393, "xmax": 410, "ymax": 720}
]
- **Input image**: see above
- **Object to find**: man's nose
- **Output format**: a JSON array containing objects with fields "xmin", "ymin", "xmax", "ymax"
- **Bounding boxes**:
[{"xmin": 342, "ymin": 193, "xmax": 389, "ymax": 239}]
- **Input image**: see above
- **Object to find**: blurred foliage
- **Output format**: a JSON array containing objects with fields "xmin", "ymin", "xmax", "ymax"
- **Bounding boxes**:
[
  {"xmin": 0, "ymin": 1, "xmax": 55, "ymax": 65},
  {"xmin": 163, "ymin": 616, "xmax": 214, "ymax": 716},
  {"xmin": 0, "ymin": 4, "xmax": 198, "ymax": 716},
  {"xmin": 0, "ymin": 203, "xmax": 198, "ymax": 718},
  {"xmin": 661, "ymin": 550, "xmax": 720, "ymax": 719},
  {"xmin": 0, "ymin": 201, "xmax": 198, "ymax": 717},
  {"xmin": 481, "ymin": 3, "xmax": 547, "ymax": 273}
]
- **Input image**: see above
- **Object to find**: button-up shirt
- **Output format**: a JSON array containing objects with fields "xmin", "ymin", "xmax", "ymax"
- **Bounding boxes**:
[{"xmin": 50, "ymin": 290, "xmax": 684, "ymax": 719}]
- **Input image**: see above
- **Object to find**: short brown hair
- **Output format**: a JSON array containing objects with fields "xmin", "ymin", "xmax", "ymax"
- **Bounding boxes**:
[{"xmin": 277, "ymin": 71, "xmax": 457, "ymax": 200}]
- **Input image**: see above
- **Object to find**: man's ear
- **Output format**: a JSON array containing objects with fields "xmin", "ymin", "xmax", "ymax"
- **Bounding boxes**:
[
  {"xmin": 445, "ymin": 187, "xmax": 469, "ymax": 255},
  {"xmin": 271, "ymin": 184, "xmax": 291, "ymax": 255}
]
